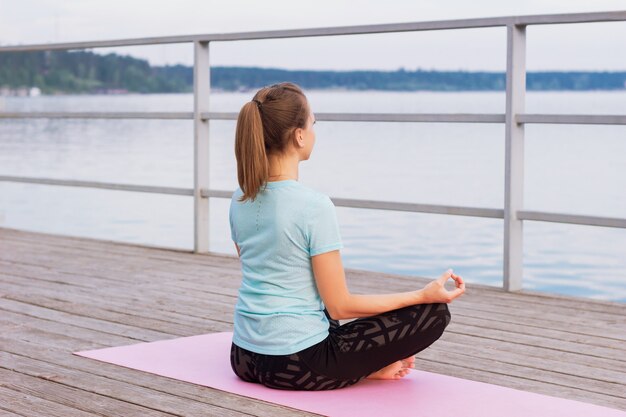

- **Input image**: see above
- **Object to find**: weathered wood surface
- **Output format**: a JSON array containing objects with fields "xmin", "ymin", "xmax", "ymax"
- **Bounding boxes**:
[{"xmin": 1, "ymin": 226, "xmax": 625, "ymax": 415}]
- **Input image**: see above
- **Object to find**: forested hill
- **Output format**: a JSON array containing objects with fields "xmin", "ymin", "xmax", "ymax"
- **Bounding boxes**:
[{"xmin": 1, "ymin": 50, "xmax": 625, "ymax": 94}]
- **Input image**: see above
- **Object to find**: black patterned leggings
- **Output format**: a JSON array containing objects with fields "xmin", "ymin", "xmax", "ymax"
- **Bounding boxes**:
[{"xmin": 230, "ymin": 302, "xmax": 451, "ymax": 390}]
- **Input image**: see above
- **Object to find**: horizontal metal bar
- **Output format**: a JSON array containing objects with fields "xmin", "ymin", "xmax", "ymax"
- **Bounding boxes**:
[
  {"xmin": 0, "ymin": 18, "xmax": 510, "ymax": 51},
  {"xmin": 518, "ymin": 210, "xmax": 626, "ymax": 229},
  {"xmin": 4, "ymin": 177, "xmax": 624, "ymax": 228},
  {"xmin": 0, "ymin": 177, "xmax": 501, "ymax": 219},
  {"xmin": 1, "ymin": 11, "xmax": 624, "ymax": 52},
  {"xmin": 0, "ymin": 112, "xmax": 194, "ymax": 120},
  {"xmin": 517, "ymin": 114, "xmax": 626, "ymax": 125},
  {"xmin": 331, "ymin": 196, "xmax": 504, "ymax": 218},
  {"xmin": 512, "ymin": 10, "xmax": 626, "ymax": 25},
  {"xmin": 0, "ymin": 176, "xmax": 193, "ymax": 196},
  {"xmin": 205, "ymin": 188, "xmax": 504, "ymax": 219},
  {"xmin": 202, "ymin": 189, "xmax": 231, "ymax": 199},
  {"xmin": 4, "ymin": 112, "xmax": 625, "ymax": 126},
  {"xmin": 0, "ymin": 111, "xmax": 505, "ymax": 123},
  {"xmin": 203, "ymin": 112, "xmax": 239, "ymax": 121},
  {"xmin": 204, "ymin": 112, "xmax": 506, "ymax": 123}
]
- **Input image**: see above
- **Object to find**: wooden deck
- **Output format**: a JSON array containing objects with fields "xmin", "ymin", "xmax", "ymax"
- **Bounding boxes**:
[{"xmin": 1, "ymin": 226, "xmax": 625, "ymax": 416}]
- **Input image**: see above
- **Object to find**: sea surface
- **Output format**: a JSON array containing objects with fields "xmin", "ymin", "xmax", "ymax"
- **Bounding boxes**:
[{"xmin": 1, "ymin": 90, "xmax": 625, "ymax": 302}]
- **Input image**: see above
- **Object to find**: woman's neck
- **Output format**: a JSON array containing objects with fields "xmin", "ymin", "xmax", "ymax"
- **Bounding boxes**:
[{"xmin": 267, "ymin": 153, "xmax": 299, "ymax": 181}]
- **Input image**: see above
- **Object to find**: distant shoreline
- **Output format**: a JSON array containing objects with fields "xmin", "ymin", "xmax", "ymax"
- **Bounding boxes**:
[{"xmin": 1, "ymin": 50, "xmax": 625, "ymax": 95}]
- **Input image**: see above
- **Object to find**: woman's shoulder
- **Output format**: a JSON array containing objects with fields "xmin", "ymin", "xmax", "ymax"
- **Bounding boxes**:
[
  {"xmin": 293, "ymin": 183, "xmax": 332, "ymax": 206},
  {"xmin": 229, "ymin": 182, "xmax": 330, "ymax": 207},
  {"xmin": 230, "ymin": 187, "xmax": 244, "ymax": 204}
]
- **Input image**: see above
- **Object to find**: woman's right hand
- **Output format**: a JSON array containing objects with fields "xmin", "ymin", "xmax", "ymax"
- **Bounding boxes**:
[{"xmin": 420, "ymin": 269, "xmax": 466, "ymax": 304}]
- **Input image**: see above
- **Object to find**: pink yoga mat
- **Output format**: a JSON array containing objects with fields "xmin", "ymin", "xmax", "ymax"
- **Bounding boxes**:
[{"xmin": 73, "ymin": 332, "xmax": 625, "ymax": 417}]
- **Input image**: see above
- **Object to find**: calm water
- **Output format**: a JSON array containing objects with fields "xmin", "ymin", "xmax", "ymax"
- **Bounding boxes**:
[{"xmin": 1, "ymin": 90, "xmax": 625, "ymax": 302}]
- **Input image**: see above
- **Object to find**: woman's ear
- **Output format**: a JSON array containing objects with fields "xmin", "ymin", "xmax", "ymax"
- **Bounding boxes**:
[{"xmin": 293, "ymin": 128, "xmax": 304, "ymax": 147}]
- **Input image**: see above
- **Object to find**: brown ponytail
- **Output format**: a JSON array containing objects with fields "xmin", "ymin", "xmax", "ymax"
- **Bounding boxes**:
[{"xmin": 234, "ymin": 82, "xmax": 310, "ymax": 203}]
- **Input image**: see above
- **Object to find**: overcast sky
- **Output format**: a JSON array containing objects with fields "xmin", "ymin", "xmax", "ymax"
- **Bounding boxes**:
[{"xmin": 1, "ymin": 0, "xmax": 625, "ymax": 71}]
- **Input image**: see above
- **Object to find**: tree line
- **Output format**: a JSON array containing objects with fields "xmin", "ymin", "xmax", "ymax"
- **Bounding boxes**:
[{"xmin": 1, "ymin": 50, "xmax": 624, "ymax": 94}]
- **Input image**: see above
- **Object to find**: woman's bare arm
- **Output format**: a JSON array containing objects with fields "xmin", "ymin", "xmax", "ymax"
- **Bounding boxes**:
[{"xmin": 311, "ymin": 250, "xmax": 465, "ymax": 320}]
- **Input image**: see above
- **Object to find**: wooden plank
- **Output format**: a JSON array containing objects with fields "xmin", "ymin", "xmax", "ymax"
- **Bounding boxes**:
[
  {"xmin": 3, "ymin": 280, "xmax": 624, "ymax": 402},
  {"xmin": 0, "ymin": 407, "xmax": 26, "ymax": 417},
  {"xmin": 4, "ymin": 244, "xmax": 624, "ymax": 360},
  {"xmin": 0, "ymin": 278, "xmax": 232, "ymax": 336},
  {"xmin": 429, "ymin": 337, "xmax": 626, "ymax": 389},
  {"xmin": 417, "ymin": 347, "xmax": 625, "ymax": 401},
  {"xmin": 12, "ymin": 266, "xmax": 624, "ymax": 361},
  {"xmin": 3, "ymin": 269, "xmax": 625, "ymax": 366},
  {"xmin": 0, "ymin": 370, "xmax": 179, "ymax": 417},
  {"xmin": 0, "ymin": 298, "xmax": 175, "ymax": 342},
  {"xmin": 6, "ymin": 294, "xmax": 626, "ymax": 392},
  {"xmin": 4, "ymin": 279, "xmax": 625, "ymax": 386},
  {"xmin": 446, "ymin": 315, "xmax": 626, "ymax": 364},
  {"xmin": 0, "ymin": 338, "xmax": 319, "ymax": 417},
  {"xmin": 0, "ymin": 274, "xmax": 234, "ymax": 328},
  {"xmin": 1, "ymin": 291, "xmax": 207, "ymax": 338},
  {"xmin": 0, "ymin": 357, "xmax": 243, "ymax": 417},
  {"xmin": 1, "ymin": 322, "xmax": 107, "ymax": 352},
  {"xmin": 412, "ymin": 358, "xmax": 626, "ymax": 411},
  {"xmin": 1, "ymin": 264, "xmax": 240, "ymax": 312},
  {"xmin": 5, "ymin": 250, "xmax": 622, "ymax": 341},
  {"xmin": 0, "ymin": 386, "xmax": 100, "ymax": 417},
  {"xmin": 4, "ymin": 241, "xmax": 625, "ymax": 339},
  {"xmin": 0, "ymin": 310, "xmax": 143, "ymax": 347},
  {"xmin": 4, "ymin": 265, "xmax": 624, "ymax": 364},
  {"xmin": 2, "ymin": 256, "xmax": 616, "ymax": 374},
  {"xmin": 0, "ymin": 263, "xmax": 239, "ymax": 313},
  {"xmin": 4, "ymin": 227, "xmax": 624, "ymax": 316},
  {"xmin": 0, "ymin": 271, "xmax": 237, "ymax": 328},
  {"xmin": 5, "ymin": 268, "xmax": 624, "ymax": 380},
  {"xmin": 3, "ymin": 322, "xmax": 623, "ymax": 412},
  {"xmin": 439, "ymin": 328, "xmax": 626, "ymax": 374},
  {"xmin": 347, "ymin": 268, "xmax": 626, "ymax": 320},
  {"xmin": 348, "ymin": 277, "xmax": 626, "ymax": 341}
]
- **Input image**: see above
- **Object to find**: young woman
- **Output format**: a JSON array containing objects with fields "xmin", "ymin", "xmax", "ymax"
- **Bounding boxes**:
[{"xmin": 229, "ymin": 82, "xmax": 466, "ymax": 391}]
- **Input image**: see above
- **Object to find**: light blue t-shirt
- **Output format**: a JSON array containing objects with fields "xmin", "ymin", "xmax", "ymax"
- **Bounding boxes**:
[{"xmin": 229, "ymin": 179, "xmax": 344, "ymax": 355}]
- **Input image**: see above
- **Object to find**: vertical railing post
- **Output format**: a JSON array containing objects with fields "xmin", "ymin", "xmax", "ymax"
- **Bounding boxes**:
[
  {"xmin": 193, "ymin": 41, "xmax": 210, "ymax": 253},
  {"xmin": 503, "ymin": 24, "xmax": 526, "ymax": 291}
]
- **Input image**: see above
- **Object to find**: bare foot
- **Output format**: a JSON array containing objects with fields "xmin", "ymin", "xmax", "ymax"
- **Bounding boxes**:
[
  {"xmin": 366, "ymin": 356, "xmax": 415, "ymax": 380},
  {"xmin": 401, "ymin": 355, "xmax": 415, "ymax": 370}
]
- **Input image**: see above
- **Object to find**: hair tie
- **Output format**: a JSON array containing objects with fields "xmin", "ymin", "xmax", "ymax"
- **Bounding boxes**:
[{"xmin": 252, "ymin": 99, "xmax": 262, "ymax": 109}]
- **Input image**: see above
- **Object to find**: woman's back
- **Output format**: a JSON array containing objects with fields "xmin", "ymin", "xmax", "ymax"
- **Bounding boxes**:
[
  {"xmin": 229, "ymin": 179, "xmax": 344, "ymax": 355},
  {"xmin": 229, "ymin": 82, "xmax": 463, "ymax": 390}
]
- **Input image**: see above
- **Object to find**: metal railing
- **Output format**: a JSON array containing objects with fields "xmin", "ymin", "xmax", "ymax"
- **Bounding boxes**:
[{"xmin": 1, "ymin": 10, "xmax": 625, "ymax": 292}]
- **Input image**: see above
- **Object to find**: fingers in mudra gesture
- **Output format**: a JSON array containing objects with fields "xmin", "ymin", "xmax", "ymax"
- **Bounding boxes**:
[{"xmin": 422, "ymin": 269, "xmax": 466, "ymax": 304}]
